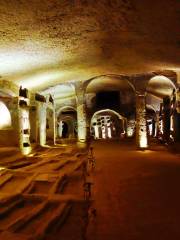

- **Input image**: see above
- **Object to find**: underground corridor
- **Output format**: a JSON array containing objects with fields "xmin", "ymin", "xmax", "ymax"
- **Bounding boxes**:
[{"xmin": 0, "ymin": 1, "xmax": 180, "ymax": 240}]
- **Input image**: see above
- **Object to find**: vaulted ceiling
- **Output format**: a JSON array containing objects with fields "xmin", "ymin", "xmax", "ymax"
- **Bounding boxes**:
[{"xmin": 0, "ymin": 0, "xmax": 180, "ymax": 96}]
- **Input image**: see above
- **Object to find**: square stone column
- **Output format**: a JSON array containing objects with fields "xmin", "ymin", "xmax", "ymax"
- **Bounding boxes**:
[
  {"xmin": 74, "ymin": 83, "xmax": 87, "ymax": 142},
  {"xmin": 77, "ymin": 102, "xmax": 87, "ymax": 142},
  {"xmin": 38, "ymin": 102, "xmax": 47, "ymax": 146},
  {"xmin": 136, "ymin": 94, "xmax": 148, "ymax": 149},
  {"xmin": 18, "ymin": 106, "xmax": 31, "ymax": 155},
  {"xmin": 11, "ymin": 97, "xmax": 20, "ymax": 146},
  {"xmin": 53, "ymin": 102, "xmax": 56, "ymax": 144},
  {"xmin": 29, "ymin": 105, "xmax": 38, "ymax": 144},
  {"xmin": 155, "ymin": 112, "xmax": 160, "ymax": 138}
]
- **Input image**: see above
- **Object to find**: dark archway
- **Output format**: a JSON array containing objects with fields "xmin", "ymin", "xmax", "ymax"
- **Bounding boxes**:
[{"xmin": 57, "ymin": 106, "xmax": 77, "ymax": 139}]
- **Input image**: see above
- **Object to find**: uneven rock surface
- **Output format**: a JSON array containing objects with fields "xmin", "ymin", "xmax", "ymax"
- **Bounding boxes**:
[
  {"xmin": 0, "ymin": 0, "xmax": 180, "ymax": 91},
  {"xmin": 0, "ymin": 144, "xmax": 90, "ymax": 240}
]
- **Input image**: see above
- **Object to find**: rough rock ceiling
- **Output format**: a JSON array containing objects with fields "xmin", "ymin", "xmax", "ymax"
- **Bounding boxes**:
[{"xmin": 0, "ymin": 0, "xmax": 180, "ymax": 93}]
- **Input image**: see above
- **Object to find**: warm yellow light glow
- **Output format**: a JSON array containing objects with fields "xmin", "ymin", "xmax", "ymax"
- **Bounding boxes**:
[
  {"xmin": 39, "ymin": 104, "xmax": 47, "ymax": 146},
  {"xmin": 127, "ymin": 128, "xmax": 134, "ymax": 137},
  {"xmin": 94, "ymin": 125, "xmax": 99, "ymax": 139},
  {"xmin": 0, "ymin": 42, "xmax": 62, "ymax": 75},
  {"xmin": 107, "ymin": 127, "xmax": 112, "ymax": 138},
  {"xmin": 21, "ymin": 146, "xmax": 32, "ymax": 156},
  {"xmin": 170, "ymin": 115, "xmax": 174, "ymax": 131},
  {"xmin": 18, "ymin": 71, "xmax": 65, "ymax": 89},
  {"xmin": 0, "ymin": 101, "xmax": 12, "ymax": 129},
  {"xmin": 78, "ymin": 124, "xmax": 87, "ymax": 142},
  {"xmin": 0, "ymin": 167, "xmax": 6, "ymax": 171},
  {"xmin": 139, "ymin": 135, "xmax": 148, "ymax": 148},
  {"xmin": 28, "ymin": 153, "xmax": 34, "ymax": 157},
  {"xmin": 102, "ymin": 126, "xmax": 106, "ymax": 139}
]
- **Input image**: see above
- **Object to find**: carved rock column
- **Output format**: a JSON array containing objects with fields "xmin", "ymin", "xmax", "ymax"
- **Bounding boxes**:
[
  {"xmin": 38, "ymin": 102, "xmax": 47, "ymax": 146},
  {"xmin": 75, "ymin": 83, "xmax": 87, "ymax": 142},
  {"xmin": 136, "ymin": 94, "xmax": 148, "ymax": 148}
]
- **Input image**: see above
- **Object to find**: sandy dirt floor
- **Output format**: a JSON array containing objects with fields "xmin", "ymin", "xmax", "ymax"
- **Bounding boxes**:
[{"xmin": 87, "ymin": 140, "xmax": 180, "ymax": 240}]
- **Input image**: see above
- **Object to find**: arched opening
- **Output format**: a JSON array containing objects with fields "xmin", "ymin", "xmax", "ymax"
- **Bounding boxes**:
[
  {"xmin": 0, "ymin": 101, "xmax": 12, "ymax": 129},
  {"xmin": 60, "ymin": 116, "xmax": 77, "ymax": 138},
  {"xmin": 86, "ymin": 75, "xmax": 136, "ymax": 140},
  {"xmin": 146, "ymin": 75, "xmax": 177, "ymax": 143},
  {"xmin": 91, "ymin": 109, "xmax": 125, "ymax": 140},
  {"xmin": 57, "ymin": 106, "xmax": 77, "ymax": 140},
  {"xmin": 0, "ymin": 90, "xmax": 19, "ymax": 147}
]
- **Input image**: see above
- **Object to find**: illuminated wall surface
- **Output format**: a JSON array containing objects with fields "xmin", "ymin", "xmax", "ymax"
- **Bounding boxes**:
[
  {"xmin": 0, "ymin": 101, "xmax": 12, "ymax": 129},
  {"xmin": 39, "ymin": 104, "xmax": 47, "ymax": 146}
]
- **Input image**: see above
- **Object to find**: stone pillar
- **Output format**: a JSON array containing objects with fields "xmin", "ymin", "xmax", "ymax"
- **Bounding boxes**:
[
  {"xmin": 136, "ymin": 94, "xmax": 148, "ymax": 149},
  {"xmin": 18, "ymin": 106, "xmax": 31, "ymax": 155},
  {"xmin": 155, "ymin": 112, "xmax": 160, "ymax": 138},
  {"xmin": 11, "ymin": 97, "xmax": 20, "ymax": 146},
  {"xmin": 58, "ymin": 121, "xmax": 63, "ymax": 138},
  {"xmin": 38, "ymin": 102, "xmax": 47, "ymax": 146},
  {"xmin": 75, "ymin": 83, "xmax": 87, "ymax": 142},
  {"xmin": 29, "ymin": 105, "xmax": 38, "ymax": 143},
  {"xmin": 77, "ymin": 100, "xmax": 87, "ymax": 142},
  {"xmin": 53, "ymin": 104, "xmax": 56, "ymax": 144},
  {"xmin": 18, "ymin": 108, "xmax": 23, "ymax": 151}
]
